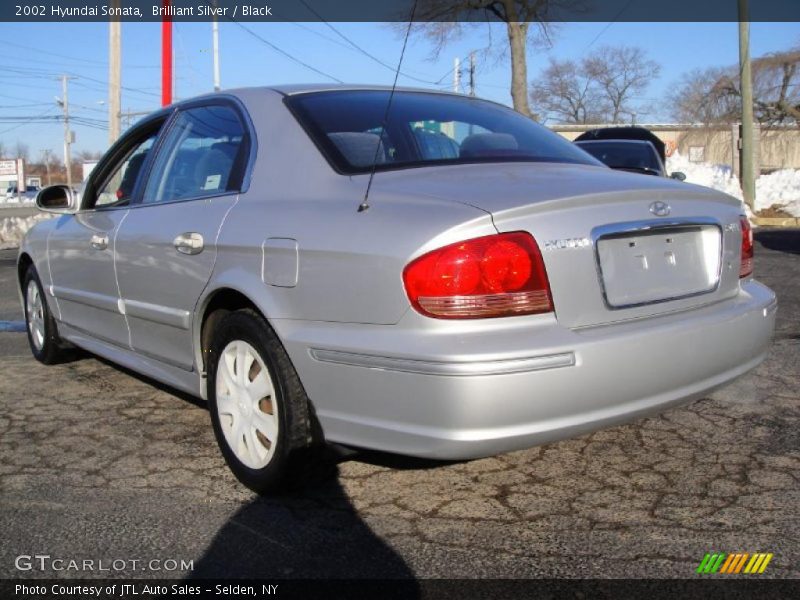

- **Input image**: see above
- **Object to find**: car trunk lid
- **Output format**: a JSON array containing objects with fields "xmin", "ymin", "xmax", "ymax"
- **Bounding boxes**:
[{"xmin": 372, "ymin": 162, "xmax": 745, "ymax": 328}]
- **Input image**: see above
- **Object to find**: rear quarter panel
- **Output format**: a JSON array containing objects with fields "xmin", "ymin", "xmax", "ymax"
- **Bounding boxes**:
[{"xmin": 205, "ymin": 89, "xmax": 496, "ymax": 326}]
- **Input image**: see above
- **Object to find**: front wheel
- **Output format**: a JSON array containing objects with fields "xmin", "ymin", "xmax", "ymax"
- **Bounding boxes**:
[
  {"xmin": 207, "ymin": 309, "xmax": 313, "ymax": 493},
  {"xmin": 23, "ymin": 266, "xmax": 69, "ymax": 364}
]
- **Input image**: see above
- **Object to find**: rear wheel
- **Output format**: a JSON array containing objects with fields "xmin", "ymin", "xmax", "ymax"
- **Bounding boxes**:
[
  {"xmin": 207, "ymin": 309, "xmax": 313, "ymax": 493},
  {"xmin": 23, "ymin": 266, "xmax": 69, "ymax": 364}
]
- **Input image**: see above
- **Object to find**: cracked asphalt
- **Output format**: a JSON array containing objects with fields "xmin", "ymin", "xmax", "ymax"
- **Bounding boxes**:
[{"xmin": 0, "ymin": 230, "xmax": 798, "ymax": 580}]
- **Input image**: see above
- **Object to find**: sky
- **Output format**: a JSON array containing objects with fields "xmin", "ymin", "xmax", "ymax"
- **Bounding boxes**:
[{"xmin": 0, "ymin": 20, "xmax": 797, "ymax": 161}]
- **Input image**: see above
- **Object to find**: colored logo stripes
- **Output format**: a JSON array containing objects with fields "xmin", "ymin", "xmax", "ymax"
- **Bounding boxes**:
[{"xmin": 696, "ymin": 552, "xmax": 773, "ymax": 574}]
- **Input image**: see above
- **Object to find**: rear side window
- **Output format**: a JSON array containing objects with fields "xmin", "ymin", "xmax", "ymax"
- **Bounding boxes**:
[
  {"xmin": 287, "ymin": 90, "xmax": 601, "ymax": 174},
  {"xmin": 142, "ymin": 104, "xmax": 246, "ymax": 204}
]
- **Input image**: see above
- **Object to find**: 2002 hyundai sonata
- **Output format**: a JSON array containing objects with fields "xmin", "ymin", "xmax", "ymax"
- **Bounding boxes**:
[{"xmin": 18, "ymin": 86, "xmax": 776, "ymax": 492}]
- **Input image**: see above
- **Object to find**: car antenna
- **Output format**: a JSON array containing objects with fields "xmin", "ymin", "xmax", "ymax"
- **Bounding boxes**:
[{"xmin": 358, "ymin": 0, "xmax": 418, "ymax": 213}]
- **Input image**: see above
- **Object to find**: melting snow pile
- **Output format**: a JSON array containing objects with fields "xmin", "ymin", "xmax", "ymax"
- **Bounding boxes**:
[
  {"xmin": 667, "ymin": 152, "xmax": 800, "ymax": 217},
  {"xmin": 0, "ymin": 214, "xmax": 54, "ymax": 250}
]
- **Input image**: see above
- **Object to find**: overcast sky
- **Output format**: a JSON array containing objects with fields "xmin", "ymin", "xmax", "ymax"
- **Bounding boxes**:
[{"xmin": 0, "ymin": 20, "xmax": 797, "ymax": 159}]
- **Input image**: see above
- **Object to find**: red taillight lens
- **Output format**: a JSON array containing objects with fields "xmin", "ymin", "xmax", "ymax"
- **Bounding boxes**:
[
  {"xmin": 403, "ymin": 232, "xmax": 553, "ymax": 319},
  {"xmin": 740, "ymin": 216, "xmax": 754, "ymax": 278}
]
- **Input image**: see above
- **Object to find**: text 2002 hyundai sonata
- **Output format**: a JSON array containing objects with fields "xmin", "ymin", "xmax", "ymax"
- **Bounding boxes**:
[{"xmin": 18, "ymin": 86, "xmax": 776, "ymax": 492}]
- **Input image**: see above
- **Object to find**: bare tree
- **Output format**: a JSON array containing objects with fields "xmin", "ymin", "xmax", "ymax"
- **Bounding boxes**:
[
  {"xmin": 671, "ymin": 49, "xmax": 800, "ymax": 125},
  {"xmin": 752, "ymin": 50, "xmax": 800, "ymax": 124},
  {"xmin": 13, "ymin": 141, "xmax": 30, "ymax": 162},
  {"xmin": 76, "ymin": 149, "xmax": 103, "ymax": 162},
  {"xmin": 408, "ymin": 1, "xmax": 577, "ymax": 118},
  {"xmin": 530, "ymin": 57, "xmax": 601, "ymax": 123},
  {"xmin": 38, "ymin": 150, "xmax": 54, "ymax": 186},
  {"xmin": 530, "ymin": 45, "xmax": 660, "ymax": 124},
  {"xmin": 583, "ymin": 46, "xmax": 661, "ymax": 124}
]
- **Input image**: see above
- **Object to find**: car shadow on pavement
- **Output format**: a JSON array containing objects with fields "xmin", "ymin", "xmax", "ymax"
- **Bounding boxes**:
[
  {"xmin": 755, "ymin": 229, "xmax": 800, "ymax": 255},
  {"xmin": 185, "ymin": 454, "xmax": 420, "ymax": 589},
  {"xmin": 346, "ymin": 448, "xmax": 462, "ymax": 471}
]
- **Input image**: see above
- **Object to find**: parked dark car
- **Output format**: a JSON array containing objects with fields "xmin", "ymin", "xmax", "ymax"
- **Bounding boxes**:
[{"xmin": 574, "ymin": 127, "xmax": 685, "ymax": 180}]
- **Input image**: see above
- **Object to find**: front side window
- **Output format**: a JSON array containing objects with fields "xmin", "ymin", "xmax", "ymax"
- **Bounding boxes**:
[
  {"xmin": 90, "ymin": 131, "xmax": 160, "ymax": 209},
  {"xmin": 142, "ymin": 104, "xmax": 246, "ymax": 205},
  {"xmin": 287, "ymin": 90, "xmax": 602, "ymax": 174}
]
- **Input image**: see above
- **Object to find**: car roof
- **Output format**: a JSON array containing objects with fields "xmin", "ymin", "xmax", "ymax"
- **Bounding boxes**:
[
  {"xmin": 132, "ymin": 85, "xmax": 504, "ymax": 133},
  {"xmin": 148, "ymin": 84, "xmax": 480, "ymax": 120},
  {"xmin": 259, "ymin": 83, "xmax": 463, "ymax": 97}
]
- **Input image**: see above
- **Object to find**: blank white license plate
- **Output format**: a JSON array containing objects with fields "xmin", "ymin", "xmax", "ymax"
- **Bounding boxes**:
[{"xmin": 596, "ymin": 225, "xmax": 721, "ymax": 308}]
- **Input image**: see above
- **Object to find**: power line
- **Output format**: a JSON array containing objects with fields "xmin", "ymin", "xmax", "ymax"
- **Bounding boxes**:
[
  {"xmin": 583, "ymin": 0, "xmax": 636, "ymax": 50},
  {"xmin": 0, "ymin": 39, "xmax": 157, "ymax": 69},
  {"xmin": 0, "ymin": 92, "xmax": 47, "ymax": 103},
  {"xmin": 290, "ymin": 22, "xmax": 353, "ymax": 51},
  {"xmin": 0, "ymin": 106, "xmax": 59, "ymax": 135},
  {"xmin": 230, "ymin": 21, "xmax": 343, "ymax": 83},
  {"xmin": 0, "ymin": 63, "xmax": 160, "ymax": 101},
  {"xmin": 0, "ymin": 103, "xmax": 53, "ymax": 109},
  {"xmin": 296, "ymin": 0, "xmax": 441, "ymax": 86}
]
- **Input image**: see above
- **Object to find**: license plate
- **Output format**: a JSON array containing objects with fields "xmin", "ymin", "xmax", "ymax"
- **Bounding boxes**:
[{"xmin": 596, "ymin": 225, "xmax": 721, "ymax": 308}]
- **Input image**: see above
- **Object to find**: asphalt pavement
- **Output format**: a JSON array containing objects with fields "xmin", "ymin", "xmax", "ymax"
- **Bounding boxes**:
[{"xmin": 0, "ymin": 231, "xmax": 798, "ymax": 580}]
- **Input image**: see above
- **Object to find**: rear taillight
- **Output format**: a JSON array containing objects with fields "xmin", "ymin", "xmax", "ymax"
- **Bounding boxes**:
[
  {"xmin": 403, "ymin": 232, "xmax": 553, "ymax": 319},
  {"xmin": 740, "ymin": 216, "xmax": 754, "ymax": 278}
]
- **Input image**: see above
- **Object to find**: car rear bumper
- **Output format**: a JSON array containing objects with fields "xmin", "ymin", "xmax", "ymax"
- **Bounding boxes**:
[{"xmin": 278, "ymin": 280, "xmax": 777, "ymax": 460}]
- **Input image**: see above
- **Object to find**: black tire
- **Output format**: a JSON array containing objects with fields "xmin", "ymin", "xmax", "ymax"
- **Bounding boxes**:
[
  {"xmin": 207, "ymin": 309, "xmax": 314, "ymax": 494},
  {"xmin": 22, "ymin": 266, "xmax": 69, "ymax": 365}
]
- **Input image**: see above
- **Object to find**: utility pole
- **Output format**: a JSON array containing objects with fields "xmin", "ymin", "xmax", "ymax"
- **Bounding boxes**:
[
  {"xmin": 109, "ymin": 3, "xmax": 122, "ymax": 143},
  {"xmin": 58, "ymin": 75, "xmax": 75, "ymax": 190},
  {"xmin": 212, "ymin": 2, "xmax": 221, "ymax": 91},
  {"xmin": 468, "ymin": 52, "xmax": 476, "ymax": 97},
  {"xmin": 738, "ymin": 0, "xmax": 755, "ymax": 210},
  {"xmin": 453, "ymin": 57, "xmax": 460, "ymax": 93}
]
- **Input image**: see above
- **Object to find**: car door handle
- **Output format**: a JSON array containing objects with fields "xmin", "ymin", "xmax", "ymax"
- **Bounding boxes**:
[
  {"xmin": 90, "ymin": 234, "xmax": 109, "ymax": 250},
  {"xmin": 173, "ymin": 232, "xmax": 204, "ymax": 255}
]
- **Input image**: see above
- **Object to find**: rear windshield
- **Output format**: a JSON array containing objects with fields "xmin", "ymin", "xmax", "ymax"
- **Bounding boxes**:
[
  {"xmin": 575, "ymin": 141, "xmax": 661, "ymax": 173},
  {"xmin": 286, "ymin": 90, "xmax": 601, "ymax": 174}
]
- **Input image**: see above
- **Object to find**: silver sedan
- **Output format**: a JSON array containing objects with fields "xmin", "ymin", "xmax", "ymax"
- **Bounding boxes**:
[{"xmin": 18, "ymin": 86, "xmax": 776, "ymax": 492}]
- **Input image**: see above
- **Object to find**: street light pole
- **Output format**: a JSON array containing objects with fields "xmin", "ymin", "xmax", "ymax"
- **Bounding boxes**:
[{"xmin": 738, "ymin": 0, "xmax": 755, "ymax": 210}]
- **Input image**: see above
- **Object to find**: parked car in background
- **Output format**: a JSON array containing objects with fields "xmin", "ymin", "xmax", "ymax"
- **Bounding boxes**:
[
  {"xmin": 5, "ymin": 184, "xmax": 41, "ymax": 201},
  {"xmin": 18, "ymin": 86, "xmax": 775, "ymax": 493},
  {"xmin": 574, "ymin": 126, "xmax": 686, "ymax": 180}
]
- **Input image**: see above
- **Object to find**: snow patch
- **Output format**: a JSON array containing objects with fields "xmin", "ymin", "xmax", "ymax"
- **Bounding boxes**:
[
  {"xmin": 0, "ymin": 196, "xmax": 36, "ymax": 206},
  {"xmin": 0, "ymin": 214, "xmax": 54, "ymax": 250},
  {"xmin": 667, "ymin": 151, "xmax": 800, "ymax": 217}
]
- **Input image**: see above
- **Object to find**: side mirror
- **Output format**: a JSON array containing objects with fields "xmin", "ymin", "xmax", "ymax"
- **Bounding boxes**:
[
  {"xmin": 670, "ymin": 171, "xmax": 687, "ymax": 181},
  {"xmin": 36, "ymin": 185, "xmax": 79, "ymax": 214}
]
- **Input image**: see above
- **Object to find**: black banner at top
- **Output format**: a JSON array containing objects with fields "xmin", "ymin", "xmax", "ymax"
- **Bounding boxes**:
[{"xmin": 2, "ymin": 0, "xmax": 800, "ymax": 23}]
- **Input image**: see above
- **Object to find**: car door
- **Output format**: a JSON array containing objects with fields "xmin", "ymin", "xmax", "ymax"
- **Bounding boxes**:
[
  {"xmin": 47, "ymin": 121, "xmax": 164, "ymax": 347},
  {"xmin": 114, "ymin": 102, "xmax": 251, "ymax": 371}
]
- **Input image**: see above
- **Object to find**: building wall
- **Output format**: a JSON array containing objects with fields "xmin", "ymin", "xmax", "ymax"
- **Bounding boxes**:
[{"xmin": 552, "ymin": 125, "xmax": 800, "ymax": 173}]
